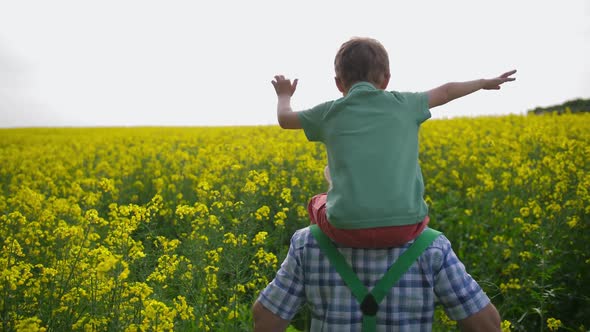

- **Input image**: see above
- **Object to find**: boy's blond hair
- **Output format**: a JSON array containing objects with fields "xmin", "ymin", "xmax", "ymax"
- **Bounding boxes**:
[{"xmin": 334, "ymin": 37, "xmax": 390, "ymax": 90}]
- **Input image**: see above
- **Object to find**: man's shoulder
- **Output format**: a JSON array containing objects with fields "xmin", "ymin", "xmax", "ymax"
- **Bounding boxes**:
[
  {"xmin": 421, "ymin": 232, "xmax": 453, "ymax": 270},
  {"xmin": 426, "ymin": 231, "xmax": 452, "ymax": 253},
  {"xmin": 290, "ymin": 227, "xmax": 315, "ymax": 250}
]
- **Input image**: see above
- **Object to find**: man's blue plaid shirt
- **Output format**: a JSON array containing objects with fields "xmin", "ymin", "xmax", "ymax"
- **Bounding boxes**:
[{"xmin": 258, "ymin": 227, "xmax": 490, "ymax": 331}]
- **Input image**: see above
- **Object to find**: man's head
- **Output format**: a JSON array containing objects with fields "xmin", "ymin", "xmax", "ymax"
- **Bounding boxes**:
[{"xmin": 334, "ymin": 37, "xmax": 391, "ymax": 94}]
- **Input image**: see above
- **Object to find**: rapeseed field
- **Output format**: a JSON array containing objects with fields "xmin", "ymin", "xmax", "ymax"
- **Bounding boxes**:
[{"xmin": 1, "ymin": 113, "xmax": 588, "ymax": 331}]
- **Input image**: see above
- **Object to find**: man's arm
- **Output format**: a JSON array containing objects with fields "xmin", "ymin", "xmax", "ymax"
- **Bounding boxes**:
[
  {"xmin": 272, "ymin": 75, "xmax": 302, "ymax": 129},
  {"xmin": 427, "ymin": 70, "xmax": 516, "ymax": 109},
  {"xmin": 252, "ymin": 300, "xmax": 290, "ymax": 332},
  {"xmin": 457, "ymin": 303, "xmax": 501, "ymax": 332}
]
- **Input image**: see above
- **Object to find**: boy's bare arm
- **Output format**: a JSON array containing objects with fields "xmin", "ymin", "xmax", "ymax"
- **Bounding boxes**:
[
  {"xmin": 427, "ymin": 70, "xmax": 516, "ymax": 109},
  {"xmin": 272, "ymin": 75, "xmax": 302, "ymax": 129}
]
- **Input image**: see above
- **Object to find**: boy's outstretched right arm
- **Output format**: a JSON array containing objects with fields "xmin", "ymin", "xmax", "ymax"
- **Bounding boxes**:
[
  {"xmin": 427, "ymin": 70, "xmax": 516, "ymax": 109},
  {"xmin": 272, "ymin": 75, "xmax": 302, "ymax": 129}
]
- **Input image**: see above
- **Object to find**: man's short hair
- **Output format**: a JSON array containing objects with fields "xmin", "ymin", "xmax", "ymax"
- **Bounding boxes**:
[{"xmin": 334, "ymin": 37, "xmax": 390, "ymax": 90}]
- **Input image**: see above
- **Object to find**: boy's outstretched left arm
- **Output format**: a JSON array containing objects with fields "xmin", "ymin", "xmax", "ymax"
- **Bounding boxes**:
[
  {"xmin": 427, "ymin": 70, "xmax": 517, "ymax": 109},
  {"xmin": 272, "ymin": 75, "xmax": 302, "ymax": 129}
]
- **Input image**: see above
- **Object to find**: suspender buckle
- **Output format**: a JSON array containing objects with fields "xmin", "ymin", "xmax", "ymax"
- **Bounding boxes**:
[{"xmin": 360, "ymin": 294, "xmax": 378, "ymax": 316}]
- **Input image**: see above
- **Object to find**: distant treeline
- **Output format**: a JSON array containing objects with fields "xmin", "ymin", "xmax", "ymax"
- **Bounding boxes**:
[{"xmin": 528, "ymin": 98, "xmax": 590, "ymax": 115}]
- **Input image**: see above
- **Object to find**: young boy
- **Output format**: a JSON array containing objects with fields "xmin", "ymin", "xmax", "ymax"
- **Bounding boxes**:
[{"xmin": 272, "ymin": 37, "xmax": 516, "ymax": 248}]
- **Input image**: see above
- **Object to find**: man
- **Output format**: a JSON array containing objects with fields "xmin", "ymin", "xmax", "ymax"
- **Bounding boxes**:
[{"xmin": 253, "ymin": 227, "xmax": 501, "ymax": 331}]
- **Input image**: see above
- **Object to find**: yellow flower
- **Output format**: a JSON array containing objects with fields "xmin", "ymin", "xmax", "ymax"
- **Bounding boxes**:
[
  {"xmin": 546, "ymin": 317, "xmax": 562, "ymax": 331},
  {"xmin": 236, "ymin": 284, "xmax": 246, "ymax": 293},
  {"xmin": 521, "ymin": 223, "xmax": 539, "ymax": 234},
  {"xmin": 228, "ymin": 310, "xmax": 239, "ymax": 320},
  {"xmin": 238, "ymin": 234, "xmax": 249, "ymax": 246},
  {"xmin": 14, "ymin": 317, "xmax": 47, "ymax": 332},
  {"xmin": 242, "ymin": 180, "xmax": 257, "ymax": 194},
  {"xmin": 95, "ymin": 251, "xmax": 119, "ymax": 275},
  {"xmin": 141, "ymin": 299, "xmax": 176, "ymax": 331},
  {"xmin": 519, "ymin": 251, "xmax": 533, "ymax": 260},
  {"xmin": 434, "ymin": 308, "xmax": 457, "ymax": 327},
  {"xmin": 500, "ymin": 278, "xmax": 522, "ymax": 292},
  {"xmin": 174, "ymin": 295, "xmax": 195, "ymax": 321},
  {"xmin": 566, "ymin": 216, "xmax": 579, "ymax": 228},
  {"xmin": 255, "ymin": 206, "xmax": 271, "ymax": 221},
  {"xmin": 251, "ymin": 248, "xmax": 278, "ymax": 269},
  {"xmin": 208, "ymin": 214, "xmax": 220, "ymax": 226},
  {"xmin": 119, "ymin": 265, "xmax": 130, "ymax": 280},
  {"xmin": 223, "ymin": 232, "xmax": 238, "ymax": 246},
  {"xmin": 297, "ymin": 205, "xmax": 308, "ymax": 218},
  {"xmin": 198, "ymin": 235, "xmax": 209, "ymax": 245},
  {"xmin": 493, "ymin": 235, "xmax": 505, "ymax": 243},
  {"xmin": 466, "ymin": 187, "xmax": 477, "ymax": 199},
  {"xmin": 252, "ymin": 231, "xmax": 268, "ymax": 246},
  {"xmin": 272, "ymin": 207, "xmax": 289, "ymax": 228},
  {"xmin": 500, "ymin": 320, "xmax": 512, "ymax": 332},
  {"xmin": 502, "ymin": 263, "xmax": 520, "ymax": 275},
  {"xmin": 274, "ymin": 218, "xmax": 285, "ymax": 228},
  {"xmin": 280, "ymin": 188, "xmax": 292, "ymax": 203},
  {"xmin": 155, "ymin": 236, "xmax": 180, "ymax": 253},
  {"xmin": 205, "ymin": 249, "xmax": 221, "ymax": 264}
]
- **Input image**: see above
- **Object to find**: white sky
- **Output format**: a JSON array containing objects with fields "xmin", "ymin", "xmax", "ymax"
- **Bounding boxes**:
[{"xmin": 0, "ymin": 0, "xmax": 588, "ymax": 127}]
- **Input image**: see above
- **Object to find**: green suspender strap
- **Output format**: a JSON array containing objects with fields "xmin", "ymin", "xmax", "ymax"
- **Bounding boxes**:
[{"xmin": 309, "ymin": 225, "xmax": 442, "ymax": 332}]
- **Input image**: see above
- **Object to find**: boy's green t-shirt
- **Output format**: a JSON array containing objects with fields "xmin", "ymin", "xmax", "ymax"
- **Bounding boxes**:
[{"xmin": 297, "ymin": 82, "xmax": 430, "ymax": 229}]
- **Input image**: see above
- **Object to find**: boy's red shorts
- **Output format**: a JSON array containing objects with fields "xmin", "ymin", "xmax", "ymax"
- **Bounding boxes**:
[{"xmin": 308, "ymin": 193, "xmax": 429, "ymax": 248}]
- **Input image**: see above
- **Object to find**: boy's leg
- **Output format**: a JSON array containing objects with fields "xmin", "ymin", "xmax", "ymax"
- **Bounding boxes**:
[
  {"xmin": 307, "ymin": 193, "xmax": 356, "ymax": 244},
  {"xmin": 307, "ymin": 193, "xmax": 328, "ymax": 226},
  {"xmin": 307, "ymin": 165, "xmax": 332, "ymax": 226}
]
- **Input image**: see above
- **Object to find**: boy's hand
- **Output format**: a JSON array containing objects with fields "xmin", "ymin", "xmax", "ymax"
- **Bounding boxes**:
[
  {"xmin": 272, "ymin": 75, "xmax": 298, "ymax": 97},
  {"xmin": 482, "ymin": 70, "xmax": 517, "ymax": 90},
  {"xmin": 272, "ymin": 74, "xmax": 302, "ymax": 129}
]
